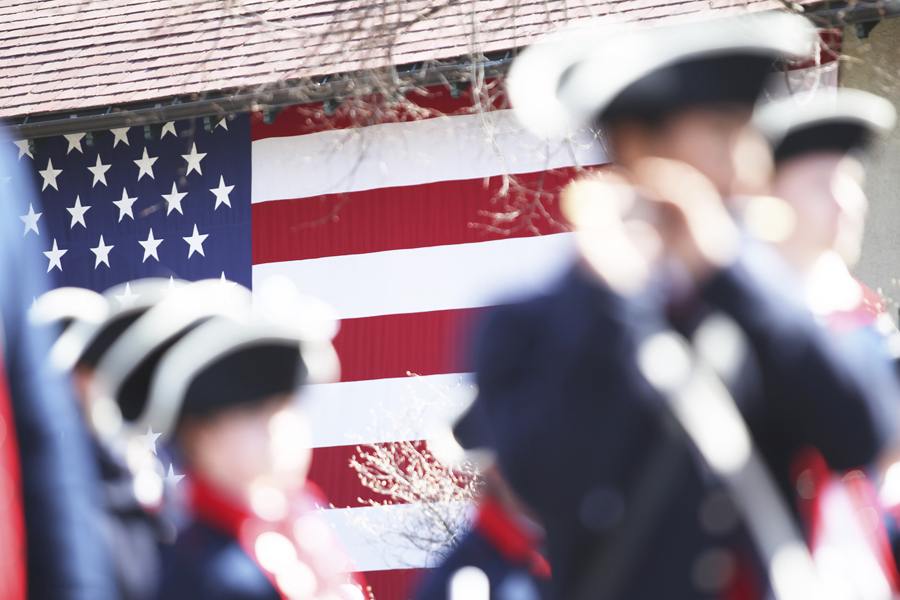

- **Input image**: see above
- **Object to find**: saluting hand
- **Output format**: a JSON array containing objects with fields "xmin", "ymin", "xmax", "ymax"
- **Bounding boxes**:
[{"xmin": 630, "ymin": 157, "xmax": 741, "ymax": 284}]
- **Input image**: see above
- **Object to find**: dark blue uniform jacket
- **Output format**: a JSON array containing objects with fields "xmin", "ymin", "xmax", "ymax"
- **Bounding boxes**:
[
  {"xmin": 158, "ymin": 520, "xmax": 281, "ymax": 600},
  {"xmin": 472, "ymin": 257, "xmax": 899, "ymax": 600},
  {"xmin": 0, "ymin": 133, "xmax": 117, "ymax": 599}
]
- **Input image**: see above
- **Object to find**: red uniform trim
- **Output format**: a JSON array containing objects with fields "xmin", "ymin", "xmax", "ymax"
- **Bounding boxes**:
[
  {"xmin": 0, "ymin": 353, "xmax": 26, "ymax": 600},
  {"xmin": 474, "ymin": 497, "xmax": 551, "ymax": 579},
  {"xmin": 188, "ymin": 474, "xmax": 366, "ymax": 600}
]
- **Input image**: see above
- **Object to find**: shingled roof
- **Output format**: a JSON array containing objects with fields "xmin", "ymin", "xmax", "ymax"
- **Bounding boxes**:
[{"xmin": 0, "ymin": 0, "xmax": 780, "ymax": 120}]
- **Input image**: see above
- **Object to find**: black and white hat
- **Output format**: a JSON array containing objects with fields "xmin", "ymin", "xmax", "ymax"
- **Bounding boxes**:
[
  {"xmin": 508, "ymin": 12, "xmax": 817, "ymax": 138},
  {"xmin": 141, "ymin": 318, "xmax": 312, "ymax": 440},
  {"xmin": 136, "ymin": 278, "xmax": 342, "ymax": 441},
  {"xmin": 74, "ymin": 278, "xmax": 181, "ymax": 370},
  {"xmin": 87, "ymin": 279, "xmax": 252, "ymax": 438},
  {"xmin": 30, "ymin": 286, "xmax": 109, "ymax": 371},
  {"xmin": 753, "ymin": 88, "xmax": 897, "ymax": 165},
  {"xmin": 37, "ymin": 279, "xmax": 180, "ymax": 373}
]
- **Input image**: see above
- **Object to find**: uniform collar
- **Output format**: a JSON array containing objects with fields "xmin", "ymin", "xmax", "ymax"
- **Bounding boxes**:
[{"xmin": 187, "ymin": 473, "xmax": 249, "ymax": 538}]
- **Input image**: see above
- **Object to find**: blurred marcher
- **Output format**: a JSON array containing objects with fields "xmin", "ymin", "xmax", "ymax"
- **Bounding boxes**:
[
  {"xmin": 753, "ymin": 89, "xmax": 896, "ymax": 326},
  {"xmin": 463, "ymin": 13, "xmax": 900, "ymax": 600},
  {"xmin": 31, "ymin": 281, "xmax": 180, "ymax": 600},
  {"xmin": 754, "ymin": 89, "xmax": 900, "ymax": 587},
  {"xmin": 414, "ymin": 407, "xmax": 552, "ymax": 600},
  {"xmin": 84, "ymin": 279, "xmax": 364, "ymax": 600},
  {"xmin": 0, "ymin": 133, "xmax": 117, "ymax": 599}
]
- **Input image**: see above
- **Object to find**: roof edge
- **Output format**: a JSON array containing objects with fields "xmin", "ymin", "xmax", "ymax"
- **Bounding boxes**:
[{"xmin": 0, "ymin": 53, "xmax": 513, "ymax": 140}]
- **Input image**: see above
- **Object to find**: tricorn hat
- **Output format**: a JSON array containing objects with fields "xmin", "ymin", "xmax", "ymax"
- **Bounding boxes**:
[
  {"xmin": 30, "ymin": 286, "xmax": 109, "ymax": 371},
  {"xmin": 753, "ymin": 88, "xmax": 897, "ymax": 164},
  {"xmin": 508, "ymin": 12, "xmax": 817, "ymax": 138},
  {"xmin": 141, "ymin": 319, "xmax": 311, "ymax": 441},
  {"xmin": 72, "ymin": 278, "xmax": 182, "ymax": 371},
  {"xmin": 87, "ymin": 279, "xmax": 251, "ymax": 438}
]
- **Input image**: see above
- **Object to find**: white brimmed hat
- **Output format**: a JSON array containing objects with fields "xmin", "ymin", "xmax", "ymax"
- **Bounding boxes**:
[
  {"xmin": 45, "ymin": 278, "xmax": 179, "ymax": 373},
  {"xmin": 87, "ymin": 279, "xmax": 252, "ymax": 438},
  {"xmin": 30, "ymin": 287, "xmax": 109, "ymax": 372},
  {"xmin": 508, "ymin": 11, "xmax": 817, "ymax": 138},
  {"xmin": 141, "ymin": 319, "xmax": 320, "ymax": 441},
  {"xmin": 753, "ymin": 88, "xmax": 897, "ymax": 164}
]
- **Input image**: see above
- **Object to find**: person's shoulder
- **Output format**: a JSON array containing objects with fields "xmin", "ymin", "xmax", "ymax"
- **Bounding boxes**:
[
  {"xmin": 413, "ymin": 530, "xmax": 507, "ymax": 600},
  {"xmin": 482, "ymin": 266, "xmax": 588, "ymax": 329},
  {"xmin": 163, "ymin": 522, "xmax": 279, "ymax": 600}
]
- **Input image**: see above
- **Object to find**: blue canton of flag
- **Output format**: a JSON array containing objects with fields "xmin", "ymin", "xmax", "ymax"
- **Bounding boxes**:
[{"xmin": 14, "ymin": 115, "xmax": 252, "ymax": 293}]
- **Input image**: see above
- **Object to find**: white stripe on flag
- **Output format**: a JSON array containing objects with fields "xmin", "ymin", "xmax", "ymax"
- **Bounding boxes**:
[
  {"xmin": 252, "ymin": 233, "xmax": 577, "ymax": 320},
  {"xmin": 322, "ymin": 502, "xmax": 472, "ymax": 571},
  {"xmin": 251, "ymin": 110, "xmax": 605, "ymax": 203},
  {"xmin": 301, "ymin": 373, "xmax": 476, "ymax": 448}
]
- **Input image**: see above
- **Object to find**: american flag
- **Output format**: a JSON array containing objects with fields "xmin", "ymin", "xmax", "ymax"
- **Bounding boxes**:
[
  {"xmin": 11, "ymin": 89, "xmax": 593, "ymax": 599},
  {"xmin": 12, "ymin": 55, "xmax": 834, "ymax": 599}
]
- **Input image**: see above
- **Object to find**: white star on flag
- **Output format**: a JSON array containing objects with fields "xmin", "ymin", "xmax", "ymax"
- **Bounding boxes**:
[
  {"xmin": 115, "ymin": 282, "xmax": 140, "ymax": 309},
  {"xmin": 13, "ymin": 140, "xmax": 32, "ymax": 160},
  {"xmin": 19, "ymin": 203, "xmax": 41, "ymax": 235},
  {"xmin": 90, "ymin": 235, "xmax": 113, "ymax": 268},
  {"xmin": 43, "ymin": 239, "xmax": 67, "ymax": 272},
  {"xmin": 66, "ymin": 195, "xmax": 90, "ymax": 228},
  {"xmin": 210, "ymin": 176, "xmax": 234, "ymax": 209},
  {"xmin": 113, "ymin": 188, "xmax": 138, "ymax": 222},
  {"xmin": 64, "ymin": 133, "xmax": 85, "ymax": 154},
  {"xmin": 87, "ymin": 154, "xmax": 111, "ymax": 187},
  {"xmin": 111, "ymin": 128, "xmax": 130, "ymax": 148},
  {"xmin": 219, "ymin": 272, "xmax": 237, "ymax": 289},
  {"xmin": 181, "ymin": 143, "xmax": 206, "ymax": 176},
  {"xmin": 134, "ymin": 148, "xmax": 158, "ymax": 180},
  {"xmin": 139, "ymin": 426, "xmax": 162, "ymax": 454},
  {"xmin": 139, "ymin": 229, "xmax": 163, "ymax": 263},
  {"xmin": 165, "ymin": 464, "xmax": 185, "ymax": 488},
  {"xmin": 183, "ymin": 224, "xmax": 208, "ymax": 258},
  {"xmin": 216, "ymin": 118, "xmax": 228, "ymax": 130},
  {"xmin": 162, "ymin": 183, "xmax": 187, "ymax": 215},
  {"xmin": 168, "ymin": 276, "xmax": 176, "ymax": 291},
  {"xmin": 160, "ymin": 122, "xmax": 176, "ymax": 138},
  {"xmin": 38, "ymin": 158, "xmax": 62, "ymax": 191}
]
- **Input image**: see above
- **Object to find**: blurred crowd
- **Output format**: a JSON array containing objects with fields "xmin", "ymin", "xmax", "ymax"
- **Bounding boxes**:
[{"xmin": 4, "ymin": 9, "xmax": 900, "ymax": 600}]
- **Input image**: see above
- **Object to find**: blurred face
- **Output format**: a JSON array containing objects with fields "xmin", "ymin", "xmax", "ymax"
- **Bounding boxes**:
[
  {"xmin": 181, "ymin": 395, "xmax": 313, "ymax": 504},
  {"xmin": 773, "ymin": 153, "xmax": 867, "ymax": 265},
  {"xmin": 610, "ymin": 106, "xmax": 760, "ymax": 197}
]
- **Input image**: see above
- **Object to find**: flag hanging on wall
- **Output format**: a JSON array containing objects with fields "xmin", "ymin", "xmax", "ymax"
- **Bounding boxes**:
[
  {"xmin": 13, "ymin": 87, "xmax": 595, "ymax": 598},
  {"xmin": 11, "ymin": 87, "xmax": 595, "ymax": 600}
]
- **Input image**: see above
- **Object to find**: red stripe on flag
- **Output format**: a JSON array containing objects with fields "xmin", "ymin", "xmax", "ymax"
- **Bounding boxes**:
[
  {"xmin": 333, "ymin": 308, "xmax": 483, "ymax": 383},
  {"xmin": 789, "ymin": 29, "xmax": 841, "ymax": 70},
  {"xmin": 364, "ymin": 568, "xmax": 427, "ymax": 600},
  {"xmin": 252, "ymin": 169, "xmax": 575, "ymax": 265},
  {"xmin": 308, "ymin": 444, "xmax": 383, "ymax": 509},
  {"xmin": 250, "ymin": 83, "xmax": 508, "ymax": 141},
  {"xmin": 309, "ymin": 442, "xmax": 462, "ymax": 510}
]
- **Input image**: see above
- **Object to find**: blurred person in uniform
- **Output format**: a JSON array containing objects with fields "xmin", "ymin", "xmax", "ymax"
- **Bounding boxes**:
[
  {"xmin": 754, "ymin": 89, "xmax": 900, "ymax": 586},
  {"xmin": 84, "ymin": 278, "xmax": 366, "ymax": 600},
  {"xmin": 0, "ymin": 133, "xmax": 117, "ymax": 599},
  {"xmin": 31, "ymin": 280, "xmax": 182, "ymax": 600},
  {"xmin": 752, "ymin": 89, "xmax": 895, "ymax": 327},
  {"xmin": 464, "ymin": 13, "xmax": 900, "ymax": 600},
  {"xmin": 414, "ymin": 405, "xmax": 553, "ymax": 600}
]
